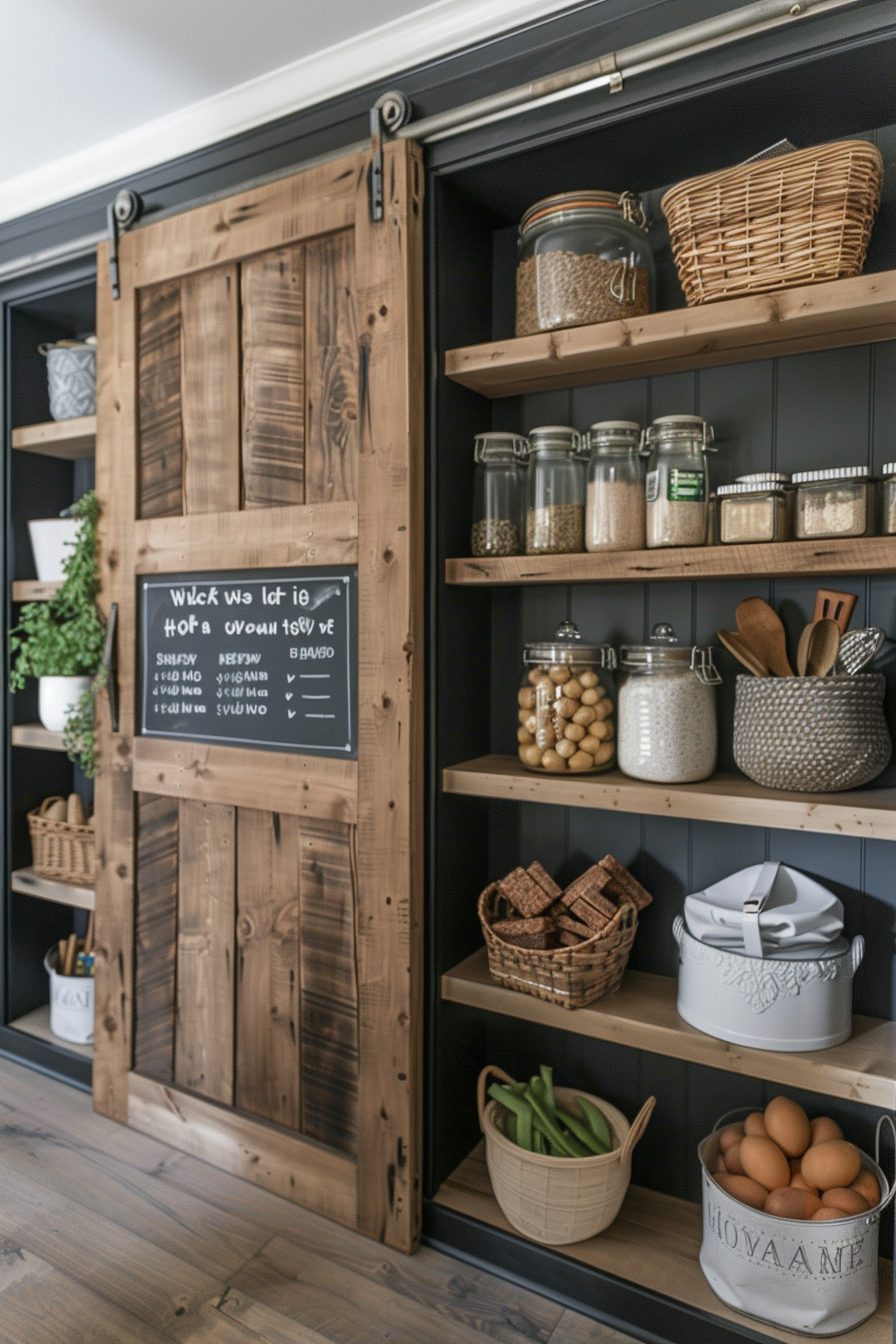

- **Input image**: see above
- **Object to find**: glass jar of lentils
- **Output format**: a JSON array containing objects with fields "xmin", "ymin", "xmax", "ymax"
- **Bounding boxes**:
[
  {"xmin": 792, "ymin": 466, "xmax": 877, "ymax": 540},
  {"xmin": 585, "ymin": 420, "xmax": 645, "ymax": 552},
  {"xmin": 515, "ymin": 191, "xmax": 655, "ymax": 337},
  {"xmin": 617, "ymin": 623, "xmax": 720, "ymax": 783},
  {"xmin": 644, "ymin": 415, "xmax": 715, "ymax": 548},
  {"xmin": 526, "ymin": 426, "xmax": 586, "ymax": 554},
  {"xmin": 471, "ymin": 432, "xmax": 528, "ymax": 557},
  {"xmin": 882, "ymin": 463, "xmax": 896, "ymax": 535},
  {"xmin": 517, "ymin": 620, "xmax": 617, "ymax": 774}
]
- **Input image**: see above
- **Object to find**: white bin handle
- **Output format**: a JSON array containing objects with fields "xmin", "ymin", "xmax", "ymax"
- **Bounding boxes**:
[
  {"xmin": 673, "ymin": 916, "xmax": 685, "ymax": 950},
  {"xmin": 851, "ymin": 935, "xmax": 865, "ymax": 974},
  {"xmin": 873, "ymin": 1115, "xmax": 896, "ymax": 1216}
]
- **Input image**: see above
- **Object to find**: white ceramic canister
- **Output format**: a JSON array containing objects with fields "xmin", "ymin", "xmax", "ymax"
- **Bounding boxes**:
[
  {"xmin": 27, "ymin": 516, "xmax": 81, "ymax": 583},
  {"xmin": 44, "ymin": 946, "xmax": 94, "ymax": 1044},
  {"xmin": 38, "ymin": 676, "xmax": 92, "ymax": 732},
  {"xmin": 699, "ymin": 1110, "xmax": 894, "ymax": 1336}
]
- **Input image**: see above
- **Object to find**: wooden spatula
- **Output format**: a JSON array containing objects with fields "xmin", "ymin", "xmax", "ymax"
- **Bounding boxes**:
[
  {"xmin": 717, "ymin": 629, "xmax": 770, "ymax": 677},
  {"xmin": 813, "ymin": 589, "xmax": 857, "ymax": 634},
  {"xmin": 735, "ymin": 598, "xmax": 793, "ymax": 677}
]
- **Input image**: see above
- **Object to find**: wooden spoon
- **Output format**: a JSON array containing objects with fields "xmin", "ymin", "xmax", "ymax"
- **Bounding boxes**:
[
  {"xmin": 796, "ymin": 622, "xmax": 815, "ymax": 676},
  {"xmin": 735, "ymin": 598, "xmax": 794, "ymax": 677},
  {"xmin": 805, "ymin": 618, "xmax": 841, "ymax": 677},
  {"xmin": 717, "ymin": 629, "xmax": 770, "ymax": 677}
]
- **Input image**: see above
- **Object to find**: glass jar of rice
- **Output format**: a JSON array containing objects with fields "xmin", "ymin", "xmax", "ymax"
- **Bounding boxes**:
[{"xmin": 617, "ymin": 623, "xmax": 720, "ymax": 783}]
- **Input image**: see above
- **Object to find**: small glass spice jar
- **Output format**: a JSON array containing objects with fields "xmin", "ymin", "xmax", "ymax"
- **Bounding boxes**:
[
  {"xmin": 517, "ymin": 620, "xmax": 617, "ymax": 775},
  {"xmin": 525, "ymin": 426, "xmax": 586, "ymax": 554},
  {"xmin": 882, "ymin": 463, "xmax": 896, "ymax": 535},
  {"xmin": 471, "ymin": 432, "xmax": 528, "ymax": 557},
  {"xmin": 644, "ymin": 415, "xmax": 715, "ymax": 549},
  {"xmin": 792, "ymin": 467, "xmax": 877, "ymax": 540},
  {"xmin": 585, "ymin": 420, "xmax": 645, "ymax": 552},
  {"xmin": 515, "ymin": 191, "xmax": 655, "ymax": 337},
  {"xmin": 617, "ymin": 623, "xmax": 720, "ymax": 784},
  {"xmin": 717, "ymin": 473, "xmax": 792, "ymax": 544}
]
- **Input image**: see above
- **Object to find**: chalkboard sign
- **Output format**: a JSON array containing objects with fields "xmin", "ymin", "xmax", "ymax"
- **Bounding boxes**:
[{"xmin": 139, "ymin": 567, "xmax": 357, "ymax": 757}]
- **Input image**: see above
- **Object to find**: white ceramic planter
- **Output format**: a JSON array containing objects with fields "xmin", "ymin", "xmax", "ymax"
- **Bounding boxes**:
[
  {"xmin": 27, "ymin": 517, "xmax": 81, "ymax": 582},
  {"xmin": 44, "ymin": 948, "xmax": 94, "ymax": 1044},
  {"xmin": 38, "ymin": 676, "xmax": 91, "ymax": 732}
]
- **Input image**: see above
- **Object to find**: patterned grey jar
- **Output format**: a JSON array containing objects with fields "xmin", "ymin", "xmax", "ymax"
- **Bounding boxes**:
[
  {"xmin": 41, "ymin": 342, "xmax": 96, "ymax": 420},
  {"xmin": 733, "ymin": 673, "xmax": 891, "ymax": 792}
]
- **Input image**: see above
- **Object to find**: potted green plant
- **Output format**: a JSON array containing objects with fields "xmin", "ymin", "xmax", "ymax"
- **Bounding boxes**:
[{"xmin": 10, "ymin": 491, "xmax": 106, "ymax": 776}]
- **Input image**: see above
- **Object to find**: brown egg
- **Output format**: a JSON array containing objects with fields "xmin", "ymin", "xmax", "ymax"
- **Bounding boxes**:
[
  {"xmin": 790, "ymin": 1171, "xmax": 820, "ymax": 1196},
  {"xmin": 718, "ymin": 1123, "xmax": 745, "ymax": 1153},
  {"xmin": 812, "ymin": 1207, "xmax": 847, "ymax": 1222},
  {"xmin": 851, "ymin": 1169, "xmax": 881, "ymax": 1208},
  {"xmin": 715, "ymin": 1173, "xmax": 768, "ymax": 1211},
  {"xmin": 764, "ymin": 1187, "xmax": 822, "ymax": 1220},
  {"xmin": 744, "ymin": 1111, "xmax": 768, "ymax": 1137},
  {"xmin": 822, "ymin": 1188, "xmax": 871, "ymax": 1216},
  {"xmin": 724, "ymin": 1143, "xmax": 746, "ymax": 1176},
  {"xmin": 714, "ymin": 1153, "xmax": 727, "ymax": 1174},
  {"xmin": 764, "ymin": 1097, "xmax": 811, "ymax": 1158},
  {"xmin": 740, "ymin": 1136, "xmax": 791, "ymax": 1191},
  {"xmin": 801, "ymin": 1140, "xmax": 862, "ymax": 1192},
  {"xmin": 810, "ymin": 1116, "xmax": 844, "ymax": 1146}
]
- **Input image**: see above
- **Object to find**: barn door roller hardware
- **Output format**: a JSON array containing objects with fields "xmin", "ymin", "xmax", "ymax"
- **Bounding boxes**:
[
  {"xmin": 107, "ymin": 188, "xmax": 144, "ymax": 298},
  {"xmin": 376, "ymin": 0, "xmax": 863, "ymax": 148},
  {"xmin": 370, "ymin": 92, "xmax": 413, "ymax": 221}
]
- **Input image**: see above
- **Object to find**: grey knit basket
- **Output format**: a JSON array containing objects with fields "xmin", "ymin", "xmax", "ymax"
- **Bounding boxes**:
[{"xmin": 733, "ymin": 674, "xmax": 891, "ymax": 792}]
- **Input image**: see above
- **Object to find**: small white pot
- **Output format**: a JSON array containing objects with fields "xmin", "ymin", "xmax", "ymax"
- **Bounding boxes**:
[
  {"xmin": 38, "ymin": 676, "xmax": 91, "ymax": 732},
  {"xmin": 44, "ymin": 948, "xmax": 94, "ymax": 1044},
  {"xmin": 27, "ymin": 517, "xmax": 81, "ymax": 582}
]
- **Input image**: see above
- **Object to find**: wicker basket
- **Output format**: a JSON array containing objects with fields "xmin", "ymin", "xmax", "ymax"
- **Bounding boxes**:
[
  {"xmin": 661, "ymin": 140, "xmax": 884, "ymax": 306},
  {"xmin": 28, "ymin": 797, "xmax": 96, "ymax": 886},
  {"xmin": 733, "ymin": 674, "xmax": 891, "ymax": 793},
  {"xmin": 478, "ymin": 1065, "xmax": 655, "ymax": 1245},
  {"xmin": 478, "ymin": 883, "xmax": 638, "ymax": 1010}
]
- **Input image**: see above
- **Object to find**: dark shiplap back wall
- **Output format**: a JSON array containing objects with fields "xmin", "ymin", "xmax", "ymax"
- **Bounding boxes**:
[{"xmin": 470, "ymin": 125, "xmax": 896, "ymax": 1216}]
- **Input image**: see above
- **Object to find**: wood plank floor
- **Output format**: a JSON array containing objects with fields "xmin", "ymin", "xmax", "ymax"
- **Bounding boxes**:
[{"xmin": 0, "ymin": 1056, "xmax": 632, "ymax": 1344}]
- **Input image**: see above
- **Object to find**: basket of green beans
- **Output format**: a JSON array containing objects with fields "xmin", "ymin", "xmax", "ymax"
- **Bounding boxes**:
[{"xmin": 478, "ymin": 1064, "xmax": 655, "ymax": 1246}]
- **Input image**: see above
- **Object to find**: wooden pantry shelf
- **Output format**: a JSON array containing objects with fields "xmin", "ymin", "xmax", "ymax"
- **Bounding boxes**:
[
  {"xmin": 443, "ymin": 755, "xmax": 896, "ymax": 841},
  {"xmin": 9, "ymin": 1005, "xmax": 92, "ymax": 1060},
  {"xmin": 11, "ymin": 867, "xmax": 94, "ymax": 911},
  {"xmin": 443, "ymin": 948, "xmax": 896, "ymax": 1108},
  {"xmin": 11, "ymin": 415, "xmax": 96, "ymax": 459},
  {"xmin": 447, "ymin": 536, "xmax": 896, "ymax": 586},
  {"xmin": 11, "ymin": 724, "xmax": 66, "ymax": 752},
  {"xmin": 445, "ymin": 270, "xmax": 896, "ymax": 397},
  {"xmin": 433, "ymin": 1145, "xmax": 892, "ymax": 1344},
  {"xmin": 11, "ymin": 579, "xmax": 62, "ymax": 602}
]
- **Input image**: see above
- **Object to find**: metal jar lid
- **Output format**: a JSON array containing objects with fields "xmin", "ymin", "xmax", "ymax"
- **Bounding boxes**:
[
  {"xmin": 527, "ymin": 425, "xmax": 582, "ymax": 456},
  {"xmin": 620, "ymin": 623, "xmax": 720, "ymax": 684},
  {"xmin": 473, "ymin": 432, "xmax": 529, "ymax": 465},
  {"xmin": 642, "ymin": 415, "xmax": 715, "ymax": 448},
  {"xmin": 882, "ymin": 462, "xmax": 896, "ymax": 476},
  {"xmin": 791, "ymin": 466, "xmax": 871, "ymax": 484},
  {"xmin": 587, "ymin": 420, "xmax": 642, "ymax": 453},
  {"xmin": 524, "ymin": 619, "xmax": 616, "ymax": 668},
  {"xmin": 717, "ymin": 478, "xmax": 790, "ymax": 496},
  {"xmin": 736, "ymin": 471, "xmax": 790, "ymax": 484},
  {"xmin": 520, "ymin": 190, "xmax": 647, "ymax": 235}
]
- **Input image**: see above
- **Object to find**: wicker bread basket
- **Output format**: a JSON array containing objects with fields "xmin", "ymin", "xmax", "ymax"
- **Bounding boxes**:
[
  {"xmin": 661, "ymin": 140, "xmax": 884, "ymax": 306},
  {"xmin": 478, "ymin": 1065, "xmax": 655, "ymax": 1245},
  {"xmin": 478, "ymin": 883, "xmax": 638, "ymax": 1010},
  {"xmin": 28, "ymin": 796, "xmax": 96, "ymax": 886}
]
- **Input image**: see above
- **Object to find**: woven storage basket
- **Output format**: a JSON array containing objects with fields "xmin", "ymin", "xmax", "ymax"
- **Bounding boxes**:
[
  {"xmin": 661, "ymin": 140, "xmax": 883, "ymax": 306},
  {"xmin": 478, "ymin": 883, "xmax": 638, "ymax": 1010},
  {"xmin": 478, "ymin": 1065, "xmax": 655, "ymax": 1245},
  {"xmin": 733, "ymin": 674, "xmax": 891, "ymax": 793},
  {"xmin": 28, "ymin": 797, "xmax": 96, "ymax": 886}
]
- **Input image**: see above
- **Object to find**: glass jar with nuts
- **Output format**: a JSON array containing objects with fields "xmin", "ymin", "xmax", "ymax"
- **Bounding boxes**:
[{"xmin": 517, "ymin": 619, "xmax": 617, "ymax": 775}]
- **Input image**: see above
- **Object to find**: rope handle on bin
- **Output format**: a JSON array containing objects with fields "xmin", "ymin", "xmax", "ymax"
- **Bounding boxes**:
[
  {"xmin": 477, "ymin": 1065, "xmax": 516, "ymax": 1131},
  {"xmin": 619, "ymin": 1095, "xmax": 657, "ymax": 1163}
]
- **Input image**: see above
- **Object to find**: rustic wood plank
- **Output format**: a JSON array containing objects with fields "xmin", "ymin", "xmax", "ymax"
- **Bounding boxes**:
[
  {"xmin": 0, "ymin": 1257, "xmax": 173, "ymax": 1344},
  {"xmin": 10, "ymin": 867, "xmax": 94, "ymax": 910},
  {"xmin": 236, "ymin": 809, "xmax": 301, "ymax": 1130},
  {"xmin": 11, "ymin": 414, "xmax": 96, "ymax": 458},
  {"xmin": 134, "ymin": 500, "xmax": 357, "ymax": 573},
  {"xmin": 434, "ymin": 1146, "xmax": 894, "ymax": 1344},
  {"xmin": 548, "ymin": 1312, "xmax": 639, "ymax": 1344},
  {"xmin": 9, "ymin": 1006, "xmax": 93, "ymax": 1059},
  {"xmin": 444, "ymin": 947, "xmax": 896, "ymax": 1108},
  {"xmin": 181, "ymin": 265, "xmax": 241, "ymax": 515},
  {"xmin": 242, "ymin": 246, "xmax": 305, "ymax": 508},
  {"xmin": 11, "ymin": 579, "xmax": 62, "ymax": 602},
  {"xmin": 127, "ymin": 1073, "xmax": 358, "ymax": 1228},
  {"xmin": 94, "ymin": 239, "xmax": 137, "ymax": 1124},
  {"xmin": 134, "ymin": 793, "xmax": 179, "ymax": 1080},
  {"xmin": 137, "ymin": 281, "xmax": 183, "ymax": 518},
  {"xmin": 299, "ymin": 819, "xmax": 358, "ymax": 1155},
  {"xmin": 175, "ymin": 801, "xmax": 236, "ymax": 1104},
  {"xmin": 443, "ymin": 754, "xmax": 896, "ymax": 841},
  {"xmin": 445, "ymin": 269, "xmax": 896, "ymax": 396},
  {"xmin": 305, "ymin": 231, "xmax": 359, "ymax": 503},
  {"xmin": 133, "ymin": 739, "xmax": 357, "ymax": 823},
  {"xmin": 10, "ymin": 724, "xmax": 65, "ymax": 751},
  {"xmin": 352, "ymin": 139, "xmax": 425, "ymax": 1250},
  {"xmin": 446, "ymin": 535, "xmax": 896, "ymax": 586},
  {"xmin": 216, "ymin": 1290, "xmax": 331, "ymax": 1344}
]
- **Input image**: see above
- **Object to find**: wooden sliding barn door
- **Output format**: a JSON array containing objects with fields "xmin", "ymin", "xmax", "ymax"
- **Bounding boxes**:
[{"xmin": 93, "ymin": 142, "xmax": 423, "ymax": 1251}]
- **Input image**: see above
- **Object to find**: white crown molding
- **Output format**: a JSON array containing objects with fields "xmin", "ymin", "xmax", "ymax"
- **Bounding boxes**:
[{"xmin": 0, "ymin": 0, "xmax": 586, "ymax": 226}]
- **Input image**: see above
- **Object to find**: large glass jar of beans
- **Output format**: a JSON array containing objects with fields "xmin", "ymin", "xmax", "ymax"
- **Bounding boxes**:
[
  {"xmin": 585, "ymin": 420, "xmax": 645, "ymax": 552},
  {"xmin": 617, "ymin": 623, "xmax": 720, "ymax": 783},
  {"xmin": 471, "ymin": 432, "xmax": 528, "ymax": 556},
  {"xmin": 517, "ymin": 620, "xmax": 617, "ymax": 775},
  {"xmin": 643, "ymin": 415, "xmax": 716, "ymax": 548},
  {"xmin": 515, "ymin": 191, "xmax": 654, "ymax": 336},
  {"xmin": 526, "ymin": 426, "xmax": 585, "ymax": 554}
]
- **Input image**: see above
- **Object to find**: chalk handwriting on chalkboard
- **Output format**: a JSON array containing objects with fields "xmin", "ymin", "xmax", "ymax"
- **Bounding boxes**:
[{"xmin": 139, "ymin": 567, "xmax": 357, "ymax": 757}]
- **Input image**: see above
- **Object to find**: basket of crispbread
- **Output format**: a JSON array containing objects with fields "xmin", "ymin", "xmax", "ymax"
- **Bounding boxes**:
[{"xmin": 478, "ymin": 856, "xmax": 652, "ymax": 1010}]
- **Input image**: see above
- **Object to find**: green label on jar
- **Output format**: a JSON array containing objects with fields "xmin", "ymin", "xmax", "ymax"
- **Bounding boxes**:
[{"xmin": 668, "ymin": 469, "xmax": 705, "ymax": 502}]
